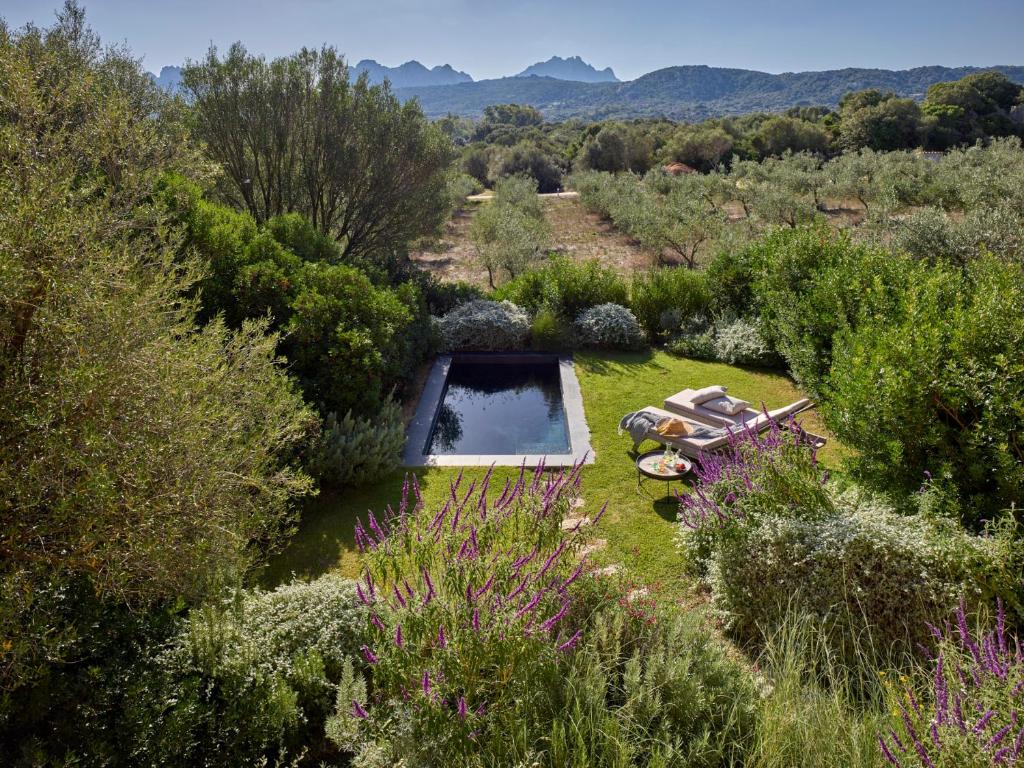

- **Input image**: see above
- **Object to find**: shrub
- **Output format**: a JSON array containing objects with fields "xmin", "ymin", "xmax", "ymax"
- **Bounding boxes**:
[
  {"xmin": 749, "ymin": 226, "xmax": 919, "ymax": 396},
  {"xmin": 667, "ymin": 316, "xmax": 717, "ymax": 360},
  {"xmin": 704, "ymin": 245, "xmax": 758, "ymax": 317},
  {"xmin": 677, "ymin": 424, "xmax": 1021, "ymax": 664},
  {"xmin": 574, "ymin": 303, "xmax": 646, "ymax": 350},
  {"xmin": 825, "ymin": 255, "xmax": 1024, "ymax": 522},
  {"xmin": 311, "ymin": 398, "xmax": 405, "ymax": 486},
  {"xmin": 712, "ymin": 316, "xmax": 782, "ymax": 367},
  {"xmin": 530, "ymin": 307, "xmax": 573, "ymax": 351},
  {"xmin": 629, "ymin": 268, "xmax": 711, "ymax": 340},
  {"xmin": 437, "ymin": 299, "xmax": 530, "ymax": 351},
  {"xmin": 494, "ymin": 256, "xmax": 628, "ymax": 320},
  {"xmin": 326, "ymin": 467, "xmax": 754, "ymax": 766},
  {"xmin": 285, "ymin": 264, "xmax": 427, "ymax": 415},
  {"xmin": 127, "ymin": 576, "xmax": 366, "ymax": 767}
]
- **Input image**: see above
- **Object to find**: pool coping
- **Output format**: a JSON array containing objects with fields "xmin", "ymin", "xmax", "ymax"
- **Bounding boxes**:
[{"xmin": 401, "ymin": 353, "xmax": 594, "ymax": 467}]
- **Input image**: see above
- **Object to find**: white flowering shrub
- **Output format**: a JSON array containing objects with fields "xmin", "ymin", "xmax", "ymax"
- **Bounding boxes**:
[
  {"xmin": 707, "ymin": 483, "xmax": 1012, "ymax": 660},
  {"xmin": 668, "ymin": 315, "xmax": 716, "ymax": 360},
  {"xmin": 573, "ymin": 303, "xmax": 645, "ymax": 350},
  {"xmin": 312, "ymin": 399, "xmax": 405, "ymax": 486},
  {"xmin": 711, "ymin": 316, "xmax": 781, "ymax": 367},
  {"xmin": 437, "ymin": 299, "xmax": 530, "ymax": 351},
  {"xmin": 127, "ymin": 575, "xmax": 367, "ymax": 767}
]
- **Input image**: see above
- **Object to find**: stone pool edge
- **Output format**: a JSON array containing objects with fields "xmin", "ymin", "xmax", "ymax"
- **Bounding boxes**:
[{"xmin": 401, "ymin": 353, "xmax": 594, "ymax": 468}]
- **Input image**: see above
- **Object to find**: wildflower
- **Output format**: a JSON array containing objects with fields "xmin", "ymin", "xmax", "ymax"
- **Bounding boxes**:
[
  {"xmin": 437, "ymin": 625, "xmax": 447, "ymax": 648},
  {"xmin": 557, "ymin": 629, "xmax": 582, "ymax": 652},
  {"xmin": 458, "ymin": 696, "xmax": 467, "ymax": 721},
  {"xmin": 422, "ymin": 670, "xmax": 431, "ymax": 696},
  {"xmin": 394, "ymin": 624, "xmax": 404, "ymax": 648},
  {"xmin": 360, "ymin": 645, "xmax": 379, "ymax": 665},
  {"xmin": 352, "ymin": 700, "xmax": 369, "ymax": 719}
]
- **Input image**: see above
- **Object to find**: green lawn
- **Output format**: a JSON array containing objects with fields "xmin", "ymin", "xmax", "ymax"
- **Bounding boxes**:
[{"xmin": 262, "ymin": 351, "xmax": 848, "ymax": 599}]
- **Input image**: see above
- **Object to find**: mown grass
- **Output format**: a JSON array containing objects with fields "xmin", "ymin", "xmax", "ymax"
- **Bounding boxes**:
[{"xmin": 262, "ymin": 350, "xmax": 849, "ymax": 599}]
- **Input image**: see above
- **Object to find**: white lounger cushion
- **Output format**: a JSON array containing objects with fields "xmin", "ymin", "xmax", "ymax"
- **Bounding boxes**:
[
  {"xmin": 703, "ymin": 395, "xmax": 751, "ymax": 416},
  {"xmin": 689, "ymin": 385, "xmax": 727, "ymax": 405}
]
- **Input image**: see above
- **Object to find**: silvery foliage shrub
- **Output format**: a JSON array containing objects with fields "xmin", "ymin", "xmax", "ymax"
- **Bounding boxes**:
[
  {"xmin": 573, "ymin": 303, "xmax": 645, "ymax": 350},
  {"xmin": 677, "ymin": 425, "xmax": 1021, "ymax": 662},
  {"xmin": 437, "ymin": 299, "xmax": 530, "ymax": 351},
  {"xmin": 313, "ymin": 398, "xmax": 405, "ymax": 486},
  {"xmin": 711, "ymin": 315, "xmax": 781, "ymax": 367},
  {"xmin": 128, "ymin": 576, "xmax": 366, "ymax": 767},
  {"xmin": 707, "ymin": 483, "xmax": 1013, "ymax": 659}
]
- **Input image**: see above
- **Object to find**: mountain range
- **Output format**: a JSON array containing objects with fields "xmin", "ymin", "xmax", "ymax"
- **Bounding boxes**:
[
  {"xmin": 395, "ymin": 64, "xmax": 1024, "ymax": 121},
  {"xmin": 149, "ymin": 59, "xmax": 1024, "ymax": 123}
]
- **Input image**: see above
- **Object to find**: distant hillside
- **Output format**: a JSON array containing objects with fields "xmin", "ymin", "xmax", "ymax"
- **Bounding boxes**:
[
  {"xmin": 515, "ymin": 55, "xmax": 618, "ymax": 83},
  {"xmin": 353, "ymin": 59, "xmax": 472, "ymax": 88},
  {"xmin": 150, "ymin": 65, "xmax": 183, "ymax": 93},
  {"xmin": 397, "ymin": 64, "xmax": 1024, "ymax": 121}
]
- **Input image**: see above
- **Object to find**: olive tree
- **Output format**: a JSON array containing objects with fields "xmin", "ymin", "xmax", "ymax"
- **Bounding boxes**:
[{"xmin": 182, "ymin": 44, "xmax": 453, "ymax": 265}]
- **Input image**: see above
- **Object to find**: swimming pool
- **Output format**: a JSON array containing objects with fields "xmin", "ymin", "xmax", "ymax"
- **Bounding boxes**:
[{"xmin": 403, "ymin": 354, "xmax": 592, "ymax": 467}]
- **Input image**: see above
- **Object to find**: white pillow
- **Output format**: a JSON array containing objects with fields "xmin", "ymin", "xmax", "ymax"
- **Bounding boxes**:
[
  {"xmin": 689, "ymin": 385, "xmax": 727, "ymax": 405},
  {"xmin": 703, "ymin": 395, "xmax": 751, "ymax": 416}
]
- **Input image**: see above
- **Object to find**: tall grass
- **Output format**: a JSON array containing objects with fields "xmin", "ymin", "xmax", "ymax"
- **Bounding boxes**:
[{"xmin": 747, "ymin": 610, "xmax": 890, "ymax": 768}]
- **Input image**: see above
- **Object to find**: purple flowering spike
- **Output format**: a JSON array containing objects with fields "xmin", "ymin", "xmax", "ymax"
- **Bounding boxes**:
[
  {"xmin": 371, "ymin": 613, "xmax": 386, "ymax": 632},
  {"xmin": 360, "ymin": 645, "xmax": 379, "ymax": 665},
  {"xmin": 540, "ymin": 601, "xmax": 570, "ymax": 632},
  {"xmin": 458, "ymin": 696, "xmax": 468, "ymax": 721},
  {"xmin": 878, "ymin": 737, "xmax": 902, "ymax": 767},
  {"xmin": 352, "ymin": 699, "xmax": 369, "ymax": 719},
  {"xmin": 394, "ymin": 624, "xmax": 404, "ymax": 648},
  {"xmin": 422, "ymin": 670, "xmax": 431, "ymax": 696},
  {"xmin": 437, "ymin": 625, "xmax": 447, "ymax": 648},
  {"xmin": 356, "ymin": 583, "xmax": 369, "ymax": 605},
  {"xmin": 557, "ymin": 629, "xmax": 583, "ymax": 652},
  {"xmin": 472, "ymin": 609, "xmax": 480, "ymax": 631},
  {"xmin": 392, "ymin": 585, "xmax": 407, "ymax": 609}
]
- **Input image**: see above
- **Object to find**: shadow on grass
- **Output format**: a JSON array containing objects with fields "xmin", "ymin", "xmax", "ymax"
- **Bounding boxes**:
[
  {"xmin": 573, "ymin": 349, "xmax": 665, "ymax": 377},
  {"xmin": 259, "ymin": 469, "xmax": 441, "ymax": 588}
]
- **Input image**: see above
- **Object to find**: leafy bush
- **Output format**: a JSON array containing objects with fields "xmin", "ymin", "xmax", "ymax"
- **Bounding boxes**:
[
  {"xmin": 437, "ymin": 299, "xmax": 531, "ymax": 351},
  {"xmin": 749, "ymin": 226, "xmax": 922, "ymax": 396},
  {"xmin": 712, "ymin": 316, "xmax": 781, "ymax": 367},
  {"xmin": 326, "ymin": 467, "xmax": 754, "ymax": 766},
  {"xmin": 677, "ymin": 424, "xmax": 1022, "ymax": 664},
  {"xmin": 574, "ymin": 303, "xmax": 646, "ymax": 350},
  {"xmin": 667, "ymin": 316, "xmax": 717, "ymax": 360},
  {"xmin": 494, "ymin": 256, "xmax": 628, "ymax": 320},
  {"xmin": 285, "ymin": 264, "xmax": 431, "ymax": 415},
  {"xmin": 628, "ymin": 267, "xmax": 711, "ymax": 340},
  {"xmin": 703, "ymin": 245, "xmax": 758, "ymax": 317},
  {"xmin": 127, "ymin": 576, "xmax": 366, "ymax": 767},
  {"xmin": 311, "ymin": 399, "xmax": 405, "ymax": 486},
  {"xmin": 530, "ymin": 307, "xmax": 573, "ymax": 350},
  {"xmin": 825, "ymin": 254, "xmax": 1024, "ymax": 521}
]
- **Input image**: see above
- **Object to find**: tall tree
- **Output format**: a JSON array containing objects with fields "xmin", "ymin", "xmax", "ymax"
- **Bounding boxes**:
[
  {"xmin": 0, "ymin": 3, "xmax": 315, "ymax": 698},
  {"xmin": 183, "ymin": 44, "xmax": 453, "ymax": 264}
]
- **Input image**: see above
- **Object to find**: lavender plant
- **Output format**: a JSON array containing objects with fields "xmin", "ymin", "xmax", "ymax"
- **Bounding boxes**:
[
  {"xmin": 327, "ymin": 462, "xmax": 605, "ymax": 763},
  {"xmin": 676, "ymin": 416, "xmax": 828, "ymax": 569},
  {"xmin": 880, "ymin": 600, "xmax": 1024, "ymax": 768}
]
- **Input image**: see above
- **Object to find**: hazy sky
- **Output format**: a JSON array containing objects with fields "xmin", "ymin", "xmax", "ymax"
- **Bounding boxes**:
[{"xmin": 5, "ymin": 0, "xmax": 1023, "ymax": 81}]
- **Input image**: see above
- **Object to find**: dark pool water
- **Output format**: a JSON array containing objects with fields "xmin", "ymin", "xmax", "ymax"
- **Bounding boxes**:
[{"xmin": 426, "ymin": 358, "xmax": 570, "ymax": 455}]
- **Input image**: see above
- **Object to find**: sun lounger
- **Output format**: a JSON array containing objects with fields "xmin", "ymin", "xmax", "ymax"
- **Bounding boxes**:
[
  {"xmin": 631, "ymin": 405, "xmax": 827, "ymax": 459},
  {"xmin": 663, "ymin": 387, "xmax": 815, "ymax": 430}
]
